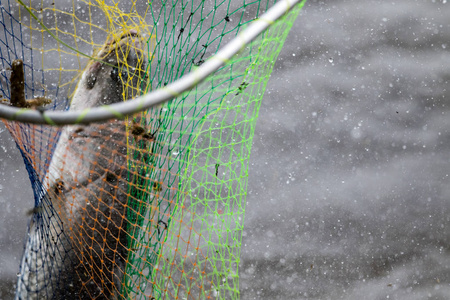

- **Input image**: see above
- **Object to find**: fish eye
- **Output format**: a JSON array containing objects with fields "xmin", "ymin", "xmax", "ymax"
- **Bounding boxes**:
[
  {"xmin": 110, "ymin": 66, "xmax": 128, "ymax": 82},
  {"xmin": 110, "ymin": 67, "xmax": 119, "ymax": 82},
  {"xmin": 121, "ymin": 70, "xmax": 128, "ymax": 81}
]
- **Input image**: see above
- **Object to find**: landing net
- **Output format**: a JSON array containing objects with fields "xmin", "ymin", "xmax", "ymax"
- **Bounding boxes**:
[{"xmin": 0, "ymin": 0, "xmax": 306, "ymax": 298}]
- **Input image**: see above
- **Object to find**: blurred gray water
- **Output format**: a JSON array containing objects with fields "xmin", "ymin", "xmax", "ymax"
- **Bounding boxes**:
[{"xmin": 1, "ymin": 0, "xmax": 450, "ymax": 299}]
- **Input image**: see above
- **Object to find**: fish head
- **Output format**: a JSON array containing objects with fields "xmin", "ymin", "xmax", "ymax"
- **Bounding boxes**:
[{"xmin": 70, "ymin": 30, "xmax": 148, "ymax": 110}]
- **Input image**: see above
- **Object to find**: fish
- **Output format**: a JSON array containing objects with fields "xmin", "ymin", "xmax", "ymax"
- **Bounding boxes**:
[{"xmin": 15, "ymin": 30, "xmax": 147, "ymax": 299}]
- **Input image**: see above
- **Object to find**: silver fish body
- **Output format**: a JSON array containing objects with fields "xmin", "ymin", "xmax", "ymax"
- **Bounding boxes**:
[{"xmin": 16, "ymin": 31, "xmax": 147, "ymax": 300}]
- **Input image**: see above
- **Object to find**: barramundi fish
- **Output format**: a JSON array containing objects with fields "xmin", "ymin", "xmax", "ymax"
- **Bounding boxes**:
[{"xmin": 15, "ymin": 30, "xmax": 147, "ymax": 299}]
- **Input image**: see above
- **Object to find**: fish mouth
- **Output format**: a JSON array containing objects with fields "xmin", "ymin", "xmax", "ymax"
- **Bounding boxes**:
[
  {"xmin": 104, "ymin": 30, "xmax": 146, "ymax": 63},
  {"xmin": 91, "ymin": 29, "xmax": 145, "ymax": 62},
  {"xmin": 118, "ymin": 29, "xmax": 139, "ymax": 41},
  {"xmin": 107, "ymin": 29, "xmax": 141, "ymax": 47}
]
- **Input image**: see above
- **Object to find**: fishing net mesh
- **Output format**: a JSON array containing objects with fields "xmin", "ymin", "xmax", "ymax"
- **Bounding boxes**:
[{"xmin": 1, "ymin": 0, "xmax": 305, "ymax": 298}]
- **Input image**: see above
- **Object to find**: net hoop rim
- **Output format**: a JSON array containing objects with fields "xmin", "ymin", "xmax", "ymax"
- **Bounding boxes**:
[{"xmin": 0, "ymin": 0, "xmax": 303, "ymax": 125}]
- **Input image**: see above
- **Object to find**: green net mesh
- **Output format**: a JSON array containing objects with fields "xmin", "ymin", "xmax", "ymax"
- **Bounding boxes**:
[{"xmin": 1, "ymin": 0, "xmax": 305, "ymax": 298}]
